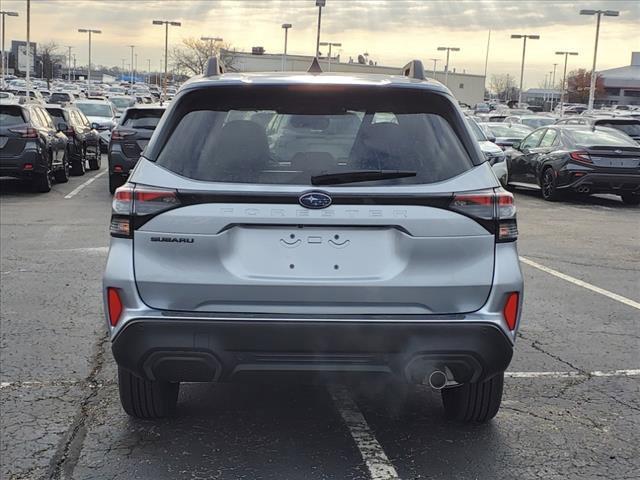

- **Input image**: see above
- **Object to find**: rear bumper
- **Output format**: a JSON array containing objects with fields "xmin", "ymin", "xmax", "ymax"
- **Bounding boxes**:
[
  {"xmin": 560, "ymin": 172, "xmax": 640, "ymax": 193},
  {"xmin": 108, "ymin": 149, "xmax": 137, "ymax": 175},
  {"xmin": 112, "ymin": 318, "xmax": 513, "ymax": 384},
  {"xmin": 0, "ymin": 149, "xmax": 45, "ymax": 176}
]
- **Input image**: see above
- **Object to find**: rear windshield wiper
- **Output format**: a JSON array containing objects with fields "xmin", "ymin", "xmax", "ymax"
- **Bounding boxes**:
[{"xmin": 310, "ymin": 170, "xmax": 417, "ymax": 186}]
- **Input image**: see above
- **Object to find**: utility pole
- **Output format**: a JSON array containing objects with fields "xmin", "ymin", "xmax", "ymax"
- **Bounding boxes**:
[
  {"xmin": 437, "ymin": 46, "xmax": 460, "ymax": 87},
  {"xmin": 556, "ymin": 51, "xmax": 578, "ymax": 117},
  {"xmin": 511, "ymin": 34, "xmax": 540, "ymax": 106},
  {"xmin": 128, "ymin": 45, "xmax": 135, "ymax": 86},
  {"xmin": 26, "ymin": 0, "xmax": 30, "ymax": 95},
  {"xmin": 78, "ymin": 28, "xmax": 101, "ymax": 93},
  {"xmin": 65, "ymin": 46, "xmax": 73, "ymax": 81},
  {"xmin": 483, "ymin": 29, "xmax": 491, "ymax": 93},
  {"xmin": 319, "ymin": 41, "xmax": 341, "ymax": 72},
  {"xmin": 281, "ymin": 24, "xmax": 291, "ymax": 71},
  {"xmin": 429, "ymin": 58, "xmax": 440, "ymax": 77},
  {"xmin": 0, "ymin": 10, "xmax": 19, "ymax": 86},
  {"xmin": 153, "ymin": 19, "xmax": 181, "ymax": 100},
  {"xmin": 550, "ymin": 63, "xmax": 558, "ymax": 111},
  {"xmin": 315, "ymin": 0, "xmax": 325, "ymax": 59}
]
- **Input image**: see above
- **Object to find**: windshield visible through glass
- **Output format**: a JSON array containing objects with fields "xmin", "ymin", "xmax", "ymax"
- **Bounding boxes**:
[{"xmin": 77, "ymin": 104, "xmax": 112, "ymax": 117}]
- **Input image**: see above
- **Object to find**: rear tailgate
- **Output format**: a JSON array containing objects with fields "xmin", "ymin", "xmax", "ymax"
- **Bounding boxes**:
[{"xmin": 132, "ymin": 166, "xmax": 497, "ymax": 316}]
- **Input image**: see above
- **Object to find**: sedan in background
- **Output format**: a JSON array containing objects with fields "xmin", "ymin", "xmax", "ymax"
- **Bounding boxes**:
[
  {"xmin": 555, "ymin": 116, "xmax": 640, "ymax": 144},
  {"xmin": 480, "ymin": 122, "xmax": 533, "ymax": 149},
  {"xmin": 45, "ymin": 104, "xmax": 101, "ymax": 174},
  {"xmin": 75, "ymin": 99, "xmax": 118, "ymax": 153},
  {"xmin": 504, "ymin": 115, "xmax": 557, "ymax": 129},
  {"xmin": 108, "ymin": 104, "xmax": 165, "ymax": 193},
  {"xmin": 506, "ymin": 125, "xmax": 640, "ymax": 204}
]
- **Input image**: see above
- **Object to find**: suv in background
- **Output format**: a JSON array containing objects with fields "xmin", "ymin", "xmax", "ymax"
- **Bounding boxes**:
[
  {"xmin": 555, "ymin": 116, "xmax": 640, "ymax": 144},
  {"xmin": 0, "ymin": 103, "xmax": 69, "ymax": 191},
  {"xmin": 103, "ymin": 59, "xmax": 523, "ymax": 422},
  {"xmin": 45, "ymin": 104, "xmax": 101, "ymax": 175},
  {"xmin": 75, "ymin": 99, "xmax": 117, "ymax": 154},
  {"xmin": 49, "ymin": 92, "xmax": 75, "ymax": 105},
  {"xmin": 108, "ymin": 105, "xmax": 166, "ymax": 193}
]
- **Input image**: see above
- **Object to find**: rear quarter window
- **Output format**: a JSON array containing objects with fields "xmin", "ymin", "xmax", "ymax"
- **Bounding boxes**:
[{"xmin": 153, "ymin": 85, "xmax": 476, "ymax": 186}]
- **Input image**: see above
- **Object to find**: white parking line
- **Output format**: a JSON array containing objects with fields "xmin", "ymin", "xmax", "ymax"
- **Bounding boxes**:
[
  {"xmin": 64, "ymin": 170, "xmax": 107, "ymax": 199},
  {"xmin": 506, "ymin": 369, "xmax": 640, "ymax": 378},
  {"xmin": 329, "ymin": 385, "xmax": 400, "ymax": 480},
  {"xmin": 519, "ymin": 256, "xmax": 640, "ymax": 311}
]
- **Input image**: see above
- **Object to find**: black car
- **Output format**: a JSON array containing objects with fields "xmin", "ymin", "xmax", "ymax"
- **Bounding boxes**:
[
  {"xmin": 555, "ymin": 116, "xmax": 640, "ymax": 144},
  {"xmin": 45, "ymin": 105, "xmax": 101, "ymax": 175},
  {"xmin": 48, "ymin": 92, "xmax": 75, "ymax": 105},
  {"xmin": 506, "ymin": 125, "xmax": 640, "ymax": 204},
  {"xmin": 0, "ymin": 103, "xmax": 69, "ymax": 192},
  {"xmin": 480, "ymin": 122, "xmax": 533, "ymax": 149},
  {"xmin": 108, "ymin": 105, "xmax": 165, "ymax": 193}
]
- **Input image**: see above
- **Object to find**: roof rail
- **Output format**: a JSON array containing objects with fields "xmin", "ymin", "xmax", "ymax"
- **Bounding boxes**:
[
  {"xmin": 204, "ymin": 56, "xmax": 225, "ymax": 77},
  {"xmin": 307, "ymin": 57, "xmax": 323, "ymax": 74},
  {"xmin": 402, "ymin": 60, "xmax": 426, "ymax": 80}
]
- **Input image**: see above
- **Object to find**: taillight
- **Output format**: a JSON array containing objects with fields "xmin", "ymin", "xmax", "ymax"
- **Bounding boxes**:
[
  {"xmin": 9, "ymin": 126, "xmax": 38, "ymax": 138},
  {"xmin": 503, "ymin": 292, "xmax": 520, "ymax": 331},
  {"xmin": 449, "ymin": 189, "xmax": 518, "ymax": 242},
  {"xmin": 569, "ymin": 151, "xmax": 592, "ymax": 164},
  {"xmin": 110, "ymin": 184, "xmax": 179, "ymax": 237},
  {"xmin": 107, "ymin": 287, "xmax": 123, "ymax": 327},
  {"xmin": 64, "ymin": 128, "xmax": 75, "ymax": 138},
  {"xmin": 111, "ymin": 129, "xmax": 135, "ymax": 141}
]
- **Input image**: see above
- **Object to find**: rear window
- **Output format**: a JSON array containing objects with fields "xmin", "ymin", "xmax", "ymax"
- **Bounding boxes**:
[
  {"xmin": 45, "ymin": 108, "xmax": 66, "ymax": 125},
  {"xmin": 0, "ymin": 106, "xmax": 25, "ymax": 126},
  {"xmin": 76, "ymin": 103, "xmax": 112, "ymax": 117},
  {"xmin": 595, "ymin": 121, "xmax": 640, "ymax": 137},
  {"xmin": 122, "ymin": 109, "xmax": 164, "ymax": 129},
  {"xmin": 521, "ymin": 117, "xmax": 556, "ymax": 129},
  {"xmin": 485, "ymin": 124, "xmax": 532, "ymax": 138},
  {"xmin": 154, "ymin": 86, "xmax": 474, "ymax": 186},
  {"xmin": 568, "ymin": 129, "xmax": 637, "ymax": 146},
  {"xmin": 50, "ymin": 93, "xmax": 71, "ymax": 102}
]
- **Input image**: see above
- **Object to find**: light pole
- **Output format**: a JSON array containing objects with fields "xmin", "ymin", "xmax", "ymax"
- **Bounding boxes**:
[
  {"xmin": 511, "ymin": 34, "xmax": 540, "ymax": 106},
  {"xmin": 281, "ymin": 24, "xmax": 291, "ymax": 71},
  {"xmin": 580, "ymin": 9, "xmax": 619, "ymax": 110},
  {"xmin": 65, "ymin": 46, "xmax": 73, "ymax": 81},
  {"xmin": 556, "ymin": 51, "xmax": 578, "ymax": 116},
  {"xmin": 483, "ymin": 29, "xmax": 491, "ymax": 92},
  {"xmin": 429, "ymin": 58, "xmax": 440, "ymax": 77},
  {"xmin": 152, "ymin": 19, "xmax": 181, "ymax": 100},
  {"xmin": 319, "ymin": 41, "xmax": 341, "ymax": 72},
  {"xmin": 135, "ymin": 53, "xmax": 138, "ymax": 82},
  {"xmin": 72, "ymin": 54, "xmax": 76, "ymax": 81},
  {"xmin": 0, "ymin": 10, "xmax": 19, "ymax": 86},
  {"xmin": 78, "ymin": 28, "xmax": 101, "ymax": 93},
  {"xmin": 315, "ymin": 0, "xmax": 326, "ymax": 59},
  {"xmin": 550, "ymin": 63, "xmax": 558, "ymax": 111},
  {"xmin": 128, "ymin": 45, "xmax": 135, "ymax": 86},
  {"xmin": 437, "ymin": 46, "xmax": 460, "ymax": 87},
  {"xmin": 147, "ymin": 58, "xmax": 151, "ymax": 83},
  {"xmin": 25, "ymin": 0, "xmax": 30, "ymax": 94},
  {"xmin": 200, "ymin": 36, "xmax": 222, "ymax": 58}
]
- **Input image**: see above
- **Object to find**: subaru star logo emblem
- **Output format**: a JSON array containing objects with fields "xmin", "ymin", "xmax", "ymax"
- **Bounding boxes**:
[
  {"xmin": 614, "ymin": 149, "xmax": 622, "ymax": 154},
  {"xmin": 299, "ymin": 191, "xmax": 332, "ymax": 209}
]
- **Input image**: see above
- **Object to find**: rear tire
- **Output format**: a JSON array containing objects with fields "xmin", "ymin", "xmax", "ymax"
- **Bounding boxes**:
[
  {"xmin": 117, "ymin": 367, "xmax": 179, "ymax": 419},
  {"xmin": 71, "ymin": 147, "xmax": 86, "ymax": 176},
  {"xmin": 621, "ymin": 193, "xmax": 640, "ymax": 206},
  {"xmin": 441, "ymin": 373, "xmax": 504, "ymax": 423},
  {"xmin": 540, "ymin": 167, "xmax": 561, "ymax": 202},
  {"xmin": 54, "ymin": 153, "xmax": 70, "ymax": 183},
  {"xmin": 109, "ymin": 174, "xmax": 125, "ymax": 194},
  {"xmin": 88, "ymin": 153, "xmax": 101, "ymax": 170}
]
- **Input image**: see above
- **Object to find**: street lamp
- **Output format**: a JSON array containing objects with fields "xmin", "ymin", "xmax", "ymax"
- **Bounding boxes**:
[
  {"xmin": 201, "ymin": 36, "xmax": 223, "ymax": 58},
  {"xmin": 65, "ymin": 46, "xmax": 73, "ymax": 81},
  {"xmin": 437, "ymin": 46, "xmax": 460, "ymax": 87},
  {"xmin": 315, "ymin": 0, "xmax": 326, "ymax": 59},
  {"xmin": 0, "ymin": 10, "xmax": 19, "ymax": 86},
  {"xmin": 152, "ymin": 19, "xmax": 181, "ymax": 100},
  {"xmin": 556, "ymin": 51, "xmax": 579, "ymax": 116},
  {"xmin": 147, "ymin": 58, "xmax": 151, "ymax": 83},
  {"xmin": 580, "ymin": 9, "xmax": 619, "ymax": 110},
  {"xmin": 78, "ymin": 28, "xmax": 101, "ymax": 93},
  {"xmin": 128, "ymin": 45, "xmax": 135, "ymax": 86},
  {"xmin": 550, "ymin": 63, "xmax": 558, "ymax": 111},
  {"xmin": 510, "ymin": 34, "xmax": 540, "ymax": 106},
  {"xmin": 281, "ymin": 24, "xmax": 292, "ymax": 71},
  {"xmin": 319, "ymin": 41, "xmax": 341, "ymax": 72},
  {"xmin": 428, "ymin": 58, "xmax": 440, "ymax": 77}
]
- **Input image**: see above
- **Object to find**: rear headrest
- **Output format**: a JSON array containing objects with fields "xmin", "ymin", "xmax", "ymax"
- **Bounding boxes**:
[
  {"xmin": 212, "ymin": 120, "xmax": 270, "ymax": 179},
  {"xmin": 351, "ymin": 122, "xmax": 416, "ymax": 170}
]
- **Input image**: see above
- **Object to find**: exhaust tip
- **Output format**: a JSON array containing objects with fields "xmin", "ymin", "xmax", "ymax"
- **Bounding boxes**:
[{"xmin": 428, "ymin": 370, "xmax": 447, "ymax": 390}]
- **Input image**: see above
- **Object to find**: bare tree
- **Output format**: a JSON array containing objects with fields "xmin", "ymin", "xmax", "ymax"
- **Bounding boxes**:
[
  {"xmin": 38, "ymin": 41, "xmax": 59, "ymax": 87},
  {"xmin": 489, "ymin": 74, "xmax": 518, "ymax": 101},
  {"xmin": 170, "ymin": 38, "xmax": 237, "ymax": 77}
]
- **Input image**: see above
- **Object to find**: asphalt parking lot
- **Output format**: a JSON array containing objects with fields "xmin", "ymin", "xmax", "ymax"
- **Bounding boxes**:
[{"xmin": 1, "ymin": 165, "xmax": 638, "ymax": 480}]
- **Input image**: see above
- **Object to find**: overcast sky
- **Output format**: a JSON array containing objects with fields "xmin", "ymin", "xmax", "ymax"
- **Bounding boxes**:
[{"xmin": 2, "ymin": 0, "xmax": 639, "ymax": 87}]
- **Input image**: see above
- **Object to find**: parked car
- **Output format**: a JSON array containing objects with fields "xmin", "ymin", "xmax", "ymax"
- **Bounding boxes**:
[
  {"xmin": 0, "ymin": 92, "xmax": 16, "ymax": 101},
  {"xmin": 467, "ymin": 117, "xmax": 508, "ymax": 186},
  {"xmin": 0, "ymin": 102, "xmax": 69, "ymax": 191},
  {"xmin": 473, "ymin": 102, "xmax": 490, "ymax": 114},
  {"xmin": 103, "ymin": 60, "xmax": 523, "ymax": 422},
  {"xmin": 504, "ymin": 115, "xmax": 557, "ymax": 129},
  {"xmin": 505, "ymin": 125, "xmax": 640, "ymax": 204},
  {"xmin": 109, "ymin": 96, "xmax": 136, "ymax": 117},
  {"xmin": 11, "ymin": 90, "xmax": 45, "ymax": 104},
  {"xmin": 48, "ymin": 92, "xmax": 75, "ymax": 105},
  {"xmin": 45, "ymin": 104, "xmax": 101, "ymax": 174},
  {"xmin": 75, "ymin": 99, "xmax": 118, "ymax": 152},
  {"xmin": 476, "ymin": 113, "xmax": 509, "ymax": 123},
  {"xmin": 108, "ymin": 105, "xmax": 165, "ymax": 193},
  {"xmin": 555, "ymin": 116, "xmax": 640, "ymax": 144},
  {"xmin": 480, "ymin": 122, "xmax": 533, "ymax": 149}
]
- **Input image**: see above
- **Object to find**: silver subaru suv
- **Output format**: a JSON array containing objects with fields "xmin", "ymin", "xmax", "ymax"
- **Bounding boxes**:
[{"xmin": 103, "ymin": 59, "xmax": 523, "ymax": 422}]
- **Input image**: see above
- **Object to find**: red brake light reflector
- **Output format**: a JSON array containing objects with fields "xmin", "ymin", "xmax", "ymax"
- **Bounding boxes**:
[
  {"xmin": 569, "ymin": 151, "xmax": 592, "ymax": 164},
  {"xmin": 9, "ymin": 127, "xmax": 38, "ymax": 138},
  {"xmin": 107, "ymin": 287, "xmax": 123, "ymax": 327},
  {"xmin": 503, "ymin": 292, "xmax": 519, "ymax": 331}
]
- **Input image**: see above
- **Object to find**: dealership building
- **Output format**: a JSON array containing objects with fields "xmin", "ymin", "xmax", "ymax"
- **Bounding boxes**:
[
  {"xmin": 222, "ymin": 49, "xmax": 486, "ymax": 106},
  {"xmin": 598, "ymin": 51, "xmax": 640, "ymax": 106}
]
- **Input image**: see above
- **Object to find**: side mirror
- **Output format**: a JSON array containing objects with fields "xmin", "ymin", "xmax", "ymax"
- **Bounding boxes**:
[
  {"xmin": 512, "ymin": 142, "xmax": 521, "ymax": 150},
  {"xmin": 57, "ymin": 122, "xmax": 68, "ymax": 132},
  {"xmin": 91, "ymin": 122, "xmax": 99, "ymax": 130},
  {"xmin": 487, "ymin": 135, "xmax": 496, "ymax": 143}
]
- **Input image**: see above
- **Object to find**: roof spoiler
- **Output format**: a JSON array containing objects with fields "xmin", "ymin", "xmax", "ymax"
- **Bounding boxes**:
[
  {"xmin": 204, "ymin": 56, "xmax": 225, "ymax": 77},
  {"xmin": 307, "ymin": 57, "xmax": 323, "ymax": 74},
  {"xmin": 402, "ymin": 60, "xmax": 426, "ymax": 80}
]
